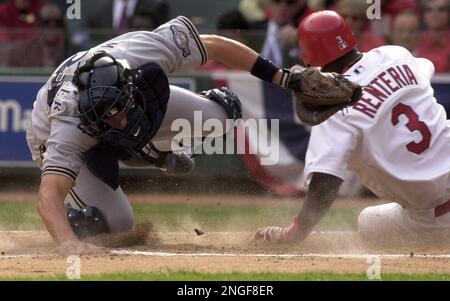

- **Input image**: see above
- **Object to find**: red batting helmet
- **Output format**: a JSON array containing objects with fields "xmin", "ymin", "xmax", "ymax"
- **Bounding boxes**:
[{"xmin": 298, "ymin": 10, "xmax": 357, "ymax": 67}]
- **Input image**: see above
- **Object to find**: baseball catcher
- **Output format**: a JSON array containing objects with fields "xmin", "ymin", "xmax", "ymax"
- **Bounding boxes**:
[{"xmin": 26, "ymin": 15, "xmax": 361, "ymax": 254}]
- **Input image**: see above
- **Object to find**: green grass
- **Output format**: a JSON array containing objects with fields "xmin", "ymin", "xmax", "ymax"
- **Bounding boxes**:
[
  {"xmin": 0, "ymin": 202, "xmax": 43, "ymax": 230},
  {"xmin": 0, "ymin": 201, "xmax": 362, "ymax": 231},
  {"xmin": 1, "ymin": 271, "xmax": 449, "ymax": 281}
]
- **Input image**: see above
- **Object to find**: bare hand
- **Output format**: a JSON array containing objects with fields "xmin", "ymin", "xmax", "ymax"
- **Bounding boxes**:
[
  {"xmin": 52, "ymin": 240, "xmax": 106, "ymax": 255},
  {"xmin": 254, "ymin": 226, "xmax": 290, "ymax": 243},
  {"xmin": 253, "ymin": 217, "xmax": 310, "ymax": 243}
]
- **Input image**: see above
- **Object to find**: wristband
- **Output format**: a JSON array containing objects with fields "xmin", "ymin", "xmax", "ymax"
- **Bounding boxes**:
[
  {"xmin": 280, "ymin": 68, "xmax": 291, "ymax": 88},
  {"xmin": 250, "ymin": 55, "xmax": 280, "ymax": 83}
]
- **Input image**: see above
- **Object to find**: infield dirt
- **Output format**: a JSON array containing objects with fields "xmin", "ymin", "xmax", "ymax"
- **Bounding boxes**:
[
  {"xmin": 0, "ymin": 230, "xmax": 450, "ymax": 278},
  {"xmin": 0, "ymin": 193, "xmax": 449, "ymax": 278}
]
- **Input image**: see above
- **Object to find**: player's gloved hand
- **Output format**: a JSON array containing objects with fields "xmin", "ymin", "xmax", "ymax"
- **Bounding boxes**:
[
  {"xmin": 280, "ymin": 66, "xmax": 363, "ymax": 126},
  {"xmin": 52, "ymin": 239, "xmax": 106, "ymax": 255},
  {"xmin": 131, "ymin": 144, "xmax": 195, "ymax": 175},
  {"xmin": 164, "ymin": 152, "xmax": 195, "ymax": 175},
  {"xmin": 253, "ymin": 216, "xmax": 310, "ymax": 243}
]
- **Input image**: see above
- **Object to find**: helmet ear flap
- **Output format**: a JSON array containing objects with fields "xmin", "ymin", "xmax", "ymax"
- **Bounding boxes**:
[
  {"xmin": 73, "ymin": 51, "xmax": 129, "ymax": 92},
  {"xmin": 73, "ymin": 65, "xmax": 92, "ymax": 92},
  {"xmin": 73, "ymin": 54, "xmax": 101, "ymax": 92}
]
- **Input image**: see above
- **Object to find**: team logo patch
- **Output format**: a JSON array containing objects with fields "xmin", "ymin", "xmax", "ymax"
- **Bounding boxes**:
[
  {"xmin": 354, "ymin": 65, "xmax": 365, "ymax": 75},
  {"xmin": 170, "ymin": 25, "xmax": 191, "ymax": 57}
]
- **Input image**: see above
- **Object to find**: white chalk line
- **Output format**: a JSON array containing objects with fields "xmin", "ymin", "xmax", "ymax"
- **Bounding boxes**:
[
  {"xmin": 1, "ymin": 231, "xmax": 449, "ymax": 260},
  {"xmin": 1, "ymin": 251, "xmax": 450, "ymax": 260},
  {"xmin": 110, "ymin": 250, "xmax": 450, "ymax": 259},
  {"xmin": 0, "ymin": 230, "xmax": 356, "ymax": 235}
]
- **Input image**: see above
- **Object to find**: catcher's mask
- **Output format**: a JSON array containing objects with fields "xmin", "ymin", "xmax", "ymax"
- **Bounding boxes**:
[{"xmin": 74, "ymin": 51, "xmax": 156, "ymax": 156}]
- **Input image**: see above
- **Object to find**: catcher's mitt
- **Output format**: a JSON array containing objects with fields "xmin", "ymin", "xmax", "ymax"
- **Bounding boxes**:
[{"xmin": 283, "ymin": 67, "xmax": 363, "ymax": 126}]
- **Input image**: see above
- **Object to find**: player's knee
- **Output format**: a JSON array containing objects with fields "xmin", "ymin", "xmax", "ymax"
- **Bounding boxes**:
[
  {"xmin": 358, "ymin": 203, "xmax": 407, "ymax": 244},
  {"xmin": 108, "ymin": 210, "xmax": 135, "ymax": 233},
  {"xmin": 102, "ymin": 194, "xmax": 135, "ymax": 233},
  {"xmin": 357, "ymin": 206, "xmax": 380, "ymax": 239},
  {"xmin": 357, "ymin": 207, "xmax": 371, "ymax": 234}
]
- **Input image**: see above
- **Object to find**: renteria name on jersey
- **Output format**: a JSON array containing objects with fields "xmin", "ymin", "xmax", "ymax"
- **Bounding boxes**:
[{"xmin": 353, "ymin": 64, "xmax": 418, "ymax": 119}]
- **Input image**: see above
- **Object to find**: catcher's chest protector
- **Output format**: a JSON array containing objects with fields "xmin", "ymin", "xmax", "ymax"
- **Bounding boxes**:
[{"xmin": 132, "ymin": 62, "xmax": 171, "ymax": 134}]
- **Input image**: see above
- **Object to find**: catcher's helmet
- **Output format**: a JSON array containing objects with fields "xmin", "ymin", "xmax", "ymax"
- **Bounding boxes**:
[
  {"xmin": 74, "ymin": 51, "xmax": 156, "ymax": 155},
  {"xmin": 297, "ymin": 10, "xmax": 357, "ymax": 67}
]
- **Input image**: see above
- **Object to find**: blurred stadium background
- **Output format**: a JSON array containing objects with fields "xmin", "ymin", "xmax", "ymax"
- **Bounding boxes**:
[{"xmin": 0, "ymin": 0, "xmax": 449, "ymax": 196}]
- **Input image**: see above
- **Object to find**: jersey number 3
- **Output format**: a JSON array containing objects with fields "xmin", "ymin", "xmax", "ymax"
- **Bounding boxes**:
[{"xmin": 391, "ymin": 103, "xmax": 431, "ymax": 155}]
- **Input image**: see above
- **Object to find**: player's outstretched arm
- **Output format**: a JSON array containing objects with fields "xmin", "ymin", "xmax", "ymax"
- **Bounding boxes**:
[
  {"xmin": 254, "ymin": 172, "xmax": 342, "ymax": 243},
  {"xmin": 200, "ymin": 34, "xmax": 283, "ymax": 86},
  {"xmin": 200, "ymin": 35, "xmax": 362, "ymax": 126},
  {"xmin": 37, "ymin": 174, "xmax": 103, "ymax": 254},
  {"xmin": 297, "ymin": 173, "xmax": 343, "ymax": 231}
]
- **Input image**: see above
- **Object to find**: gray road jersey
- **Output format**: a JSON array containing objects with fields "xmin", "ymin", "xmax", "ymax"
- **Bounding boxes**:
[{"xmin": 26, "ymin": 16, "xmax": 207, "ymax": 182}]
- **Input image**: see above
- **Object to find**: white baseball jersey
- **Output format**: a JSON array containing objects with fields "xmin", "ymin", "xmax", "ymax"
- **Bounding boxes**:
[
  {"xmin": 304, "ymin": 45, "xmax": 450, "ymax": 210},
  {"xmin": 26, "ymin": 16, "xmax": 207, "ymax": 183}
]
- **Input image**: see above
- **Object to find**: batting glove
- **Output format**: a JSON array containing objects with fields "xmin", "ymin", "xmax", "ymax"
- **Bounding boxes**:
[{"xmin": 254, "ymin": 216, "xmax": 310, "ymax": 243}]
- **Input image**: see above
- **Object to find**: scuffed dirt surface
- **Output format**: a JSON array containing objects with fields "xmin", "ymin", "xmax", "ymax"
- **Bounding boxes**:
[
  {"xmin": 0, "ymin": 193, "xmax": 448, "ymax": 278},
  {"xmin": 0, "ymin": 230, "xmax": 449, "ymax": 278}
]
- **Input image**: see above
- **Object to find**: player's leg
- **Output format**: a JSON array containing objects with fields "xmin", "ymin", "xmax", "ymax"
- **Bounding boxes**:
[
  {"xmin": 358, "ymin": 202, "xmax": 450, "ymax": 246},
  {"xmin": 152, "ymin": 85, "xmax": 236, "ymax": 152},
  {"xmin": 66, "ymin": 164, "xmax": 134, "ymax": 237},
  {"xmin": 358, "ymin": 203, "xmax": 422, "ymax": 244}
]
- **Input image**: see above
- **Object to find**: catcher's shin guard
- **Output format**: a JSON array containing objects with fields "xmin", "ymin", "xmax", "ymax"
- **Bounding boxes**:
[
  {"xmin": 200, "ymin": 87, "xmax": 242, "ymax": 121},
  {"xmin": 66, "ymin": 203, "xmax": 110, "ymax": 239}
]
